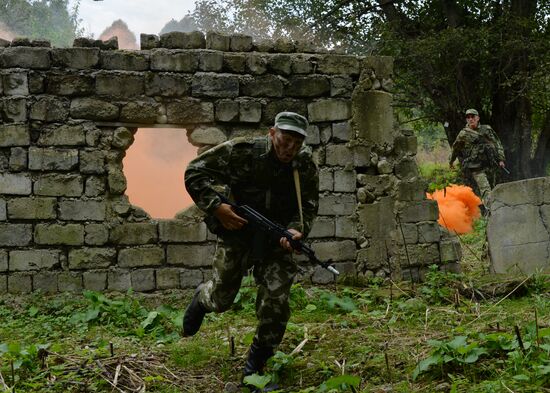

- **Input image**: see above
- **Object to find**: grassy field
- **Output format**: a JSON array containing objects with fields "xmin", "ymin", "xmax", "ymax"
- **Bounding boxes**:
[{"xmin": 2, "ymin": 218, "xmax": 550, "ymax": 392}]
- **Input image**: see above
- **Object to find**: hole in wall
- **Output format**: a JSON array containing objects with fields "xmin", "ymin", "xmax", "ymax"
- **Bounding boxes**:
[{"xmin": 122, "ymin": 128, "xmax": 197, "ymax": 218}]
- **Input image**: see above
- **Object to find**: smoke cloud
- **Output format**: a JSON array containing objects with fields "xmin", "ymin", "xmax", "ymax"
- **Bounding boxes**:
[
  {"xmin": 99, "ymin": 19, "xmax": 138, "ymax": 49},
  {"xmin": 122, "ymin": 128, "xmax": 197, "ymax": 218},
  {"xmin": 427, "ymin": 185, "xmax": 481, "ymax": 234},
  {"xmin": 0, "ymin": 22, "xmax": 16, "ymax": 41}
]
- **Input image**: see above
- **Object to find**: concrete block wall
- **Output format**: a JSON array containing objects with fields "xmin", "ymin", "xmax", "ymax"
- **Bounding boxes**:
[{"xmin": 0, "ymin": 31, "xmax": 461, "ymax": 293}]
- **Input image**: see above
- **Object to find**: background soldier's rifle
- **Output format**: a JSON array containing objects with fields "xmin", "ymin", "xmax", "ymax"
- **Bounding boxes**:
[{"xmin": 213, "ymin": 191, "xmax": 340, "ymax": 276}]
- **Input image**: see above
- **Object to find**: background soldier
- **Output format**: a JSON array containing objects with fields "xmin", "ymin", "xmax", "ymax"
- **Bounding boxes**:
[
  {"xmin": 182, "ymin": 112, "xmax": 319, "ymax": 382},
  {"xmin": 449, "ymin": 108, "xmax": 506, "ymax": 208}
]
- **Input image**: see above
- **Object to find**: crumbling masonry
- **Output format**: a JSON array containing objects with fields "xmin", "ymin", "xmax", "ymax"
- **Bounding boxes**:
[{"xmin": 0, "ymin": 31, "xmax": 461, "ymax": 293}]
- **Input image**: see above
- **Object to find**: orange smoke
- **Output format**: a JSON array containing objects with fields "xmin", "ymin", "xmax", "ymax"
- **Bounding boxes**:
[
  {"xmin": 0, "ymin": 22, "xmax": 16, "ymax": 41},
  {"xmin": 122, "ymin": 128, "xmax": 197, "ymax": 218},
  {"xmin": 427, "ymin": 185, "xmax": 481, "ymax": 234},
  {"xmin": 99, "ymin": 19, "xmax": 138, "ymax": 50}
]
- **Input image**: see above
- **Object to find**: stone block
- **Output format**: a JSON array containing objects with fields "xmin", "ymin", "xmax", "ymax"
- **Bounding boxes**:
[
  {"xmin": 85, "ymin": 176, "xmax": 106, "ymax": 197},
  {"xmin": 241, "ymin": 75, "xmax": 284, "ymax": 97},
  {"xmin": 318, "ymin": 194, "xmax": 356, "ymax": 216},
  {"xmin": 311, "ymin": 266, "xmax": 336, "ymax": 284},
  {"xmin": 318, "ymin": 55, "xmax": 360, "ymax": 75},
  {"xmin": 0, "ymin": 275, "xmax": 6, "ymax": 294},
  {"xmin": 9, "ymin": 250, "xmax": 59, "ymax": 271},
  {"xmin": 180, "ymin": 269, "xmax": 204, "ymax": 288},
  {"xmin": 398, "ymin": 243, "xmax": 440, "ymax": 266},
  {"xmin": 140, "ymin": 34, "xmax": 159, "ymax": 50},
  {"xmin": 215, "ymin": 100, "xmax": 239, "ymax": 122},
  {"xmin": 0, "ymin": 224, "xmax": 32, "ymax": 246},
  {"xmin": 239, "ymin": 100, "xmax": 262, "ymax": 123},
  {"xmin": 0, "ymin": 124, "xmax": 30, "ymax": 146},
  {"xmin": 491, "ymin": 177, "xmax": 549, "ymax": 208},
  {"xmin": 34, "ymin": 223, "xmax": 84, "ymax": 245},
  {"xmin": 160, "ymin": 31, "xmax": 205, "ymax": 49},
  {"xmin": 107, "ymin": 167, "xmax": 126, "ymax": 194},
  {"xmin": 246, "ymin": 53, "xmax": 268, "ymax": 75},
  {"xmin": 394, "ymin": 158, "xmax": 419, "ymax": 180},
  {"xmin": 189, "ymin": 126, "xmax": 227, "ymax": 146},
  {"xmin": 332, "ymin": 121, "xmax": 352, "ymax": 142},
  {"xmin": 145, "ymin": 72, "xmax": 190, "ymax": 97},
  {"xmin": 285, "ymin": 76, "xmax": 330, "ymax": 97},
  {"xmin": 8, "ymin": 274, "xmax": 32, "ymax": 293},
  {"xmin": 319, "ymin": 168, "xmax": 333, "ymax": 191},
  {"xmin": 167, "ymin": 244, "xmax": 215, "ymax": 267},
  {"xmin": 110, "ymin": 223, "xmax": 158, "ymax": 245},
  {"xmin": 150, "ymin": 49, "xmax": 198, "ymax": 72},
  {"xmin": 291, "ymin": 55, "xmax": 315, "ymax": 74},
  {"xmin": 107, "ymin": 269, "xmax": 131, "ymax": 292},
  {"xmin": 336, "ymin": 216, "xmax": 356, "ymax": 238},
  {"xmin": 230, "ymin": 34, "xmax": 253, "ymax": 51},
  {"xmin": 0, "ymin": 199, "xmax": 5, "ymax": 221},
  {"xmin": 120, "ymin": 101, "xmax": 160, "ymax": 124},
  {"xmin": 33, "ymin": 272, "xmax": 58, "ymax": 293},
  {"xmin": 334, "ymin": 169, "xmax": 356, "ymax": 192},
  {"xmin": 51, "ymin": 48, "xmax": 99, "ymax": 69},
  {"xmin": 112, "ymin": 127, "xmax": 134, "ymax": 149},
  {"xmin": 45, "ymin": 72, "xmax": 94, "ymax": 96},
  {"xmin": 263, "ymin": 99, "xmax": 307, "ymax": 124},
  {"xmin": 131, "ymin": 269, "xmax": 156, "ymax": 292},
  {"xmin": 353, "ymin": 90, "xmax": 394, "ymax": 144},
  {"xmin": 191, "ymin": 72, "xmax": 239, "ymax": 98},
  {"xmin": 0, "ymin": 250, "xmax": 6, "ymax": 272},
  {"xmin": 394, "ymin": 135, "xmax": 418, "ymax": 156},
  {"xmin": 156, "ymin": 268, "xmax": 182, "ymax": 289},
  {"xmin": 268, "ymin": 54, "xmax": 292, "ymax": 75},
  {"xmin": 159, "ymin": 220, "xmax": 207, "ymax": 242},
  {"xmin": 308, "ymin": 99, "xmax": 351, "ymax": 122},
  {"xmin": 199, "ymin": 50, "xmax": 224, "ymax": 71},
  {"xmin": 2, "ymin": 72, "xmax": 28, "ymax": 95},
  {"xmin": 0, "ymin": 173, "xmax": 32, "ymax": 195},
  {"xmin": 1, "ymin": 97, "xmax": 27, "ymax": 122},
  {"xmin": 362, "ymin": 56, "xmax": 393, "ymax": 79},
  {"xmin": 83, "ymin": 271, "xmax": 107, "ymax": 291},
  {"xmin": 326, "ymin": 145, "xmax": 353, "ymax": 166},
  {"xmin": 396, "ymin": 223, "xmax": 418, "ymax": 244},
  {"xmin": 331, "ymin": 75, "xmax": 353, "ymax": 97},
  {"xmin": 100, "ymin": 51, "xmax": 149, "ymax": 71},
  {"xmin": 305, "ymin": 125, "xmax": 320, "ymax": 146},
  {"xmin": 59, "ymin": 199, "xmax": 106, "ymax": 221},
  {"xmin": 223, "ymin": 53, "xmax": 247, "ymax": 73},
  {"xmin": 9, "ymin": 147, "xmax": 27, "ymax": 171},
  {"xmin": 206, "ymin": 32, "xmax": 230, "ymax": 51},
  {"xmin": 309, "ymin": 217, "xmax": 335, "ymax": 238},
  {"xmin": 440, "ymin": 239, "xmax": 462, "ymax": 263},
  {"xmin": 34, "ymin": 174, "xmax": 83, "ymax": 197},
  {"xmin": 70, "ymin": 98, "xmax": 119, "ymax": 121},
  {"xmin": 7, "ymin": 197, "xmax": 56, "ymax": 219},
  {"xmin": 118, "ymin": 247, "xmax": 165, "ymax": 268},
  {"xmin": 397, "ymin": 180, "xmax": 426, "ymax": 201},
  {"xmin": 0, "ymin": 47, "xmax": 51, "ymax": 69},
  {"xmin": 357, "ymin": 197, "xmax": 395, "ymax": 238},
  {"xmin": 28, "ymin": 147, "xmax": 78, "ymax": 170},
  {"xmin": 96, "ymin": 72, "xmax": 145, "ymax": 98},
  {"xmin": 398, "ymin": 200, "xmax": 439, "ymax": 223},
  {"xmin": 166, "ymin": 99, "xmax": 214, "ymax": 123},
  {"xmin": 37, "ymin": 123, "xmax": 86, "ymax": 146},
  {"xmin": 357, "ymin": 174, "xmax": 395, "ymax": 197},
  {"xmin": 69, "ymin": 248, "xmax": 116, "ymax": 269},
  {"xmin": 357, "ymin": 241, "xmax": 388, "ymax": 271},
  {"xmin": 311, "ymin": 240, "xmax": 356, "ymax": 261},
  {"xmin": 80, "ymin": 150, "xmax": 106, "ymax": 174},
  {"xmin": 85, "ymin": 223, "xmax": 109, "ymax": 245},
  {"xmin": 418, "ymin": 222, "xmax": 441, "ymax": 243},
  {"xmin": 58, "ymin": 272, "xmax": 83, "ymax": 292}
]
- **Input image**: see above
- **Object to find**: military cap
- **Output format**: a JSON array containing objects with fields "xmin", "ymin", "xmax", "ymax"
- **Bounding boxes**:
[
  {"xmin": 275, "ymin": 112, "xmax": 309, "ymax": 137},
  {"xmin": 465, "ymin": 108, "xmax": 479, "ymax": 116}
]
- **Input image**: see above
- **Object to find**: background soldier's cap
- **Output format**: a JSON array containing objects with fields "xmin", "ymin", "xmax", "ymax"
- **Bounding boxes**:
[
  {"xmin": 275, "ymin": 112, "xmax": 309, "ymax": 137},
  {"xmin": 465, "ymin": 108, "xmax": 479, "ymax": 116}
]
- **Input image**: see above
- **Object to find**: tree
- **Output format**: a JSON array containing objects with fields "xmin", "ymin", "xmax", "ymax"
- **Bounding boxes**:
[
  {"xmin": 0, "ymin": 0, "xmax": 81, "ymax": 47},
  {"xmin": 191, "ymin": 0, "xmax": 550, "ymax": 179}
]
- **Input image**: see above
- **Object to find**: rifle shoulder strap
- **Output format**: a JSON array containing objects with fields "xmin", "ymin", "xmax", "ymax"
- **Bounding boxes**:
[{"xmin": 293, "ymin": 168, "xmax": 304, "ymax": 232}]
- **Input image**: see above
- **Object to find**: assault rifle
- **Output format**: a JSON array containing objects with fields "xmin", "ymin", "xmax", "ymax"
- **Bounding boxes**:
[{"xmin": 213, "ymin": 191, "xmax": 340, "ymax": 276}]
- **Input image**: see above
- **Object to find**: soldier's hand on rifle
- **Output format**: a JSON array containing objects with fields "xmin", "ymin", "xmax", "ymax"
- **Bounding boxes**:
[
  {"xmin": 213, "ymin": 203, "xmax": 248, "ymax": 230},
  {"xmin": 281, "ymin": 229, "xmax": 302, "ymax": 254},
  {"xmin": 499, "ymin": 161, "xmax": 505, "ymax": 168}
]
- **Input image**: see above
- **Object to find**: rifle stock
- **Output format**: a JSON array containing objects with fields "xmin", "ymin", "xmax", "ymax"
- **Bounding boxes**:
[{"xmin": 213, "ymin": 191, "xmax": 339, "ymax": 276}]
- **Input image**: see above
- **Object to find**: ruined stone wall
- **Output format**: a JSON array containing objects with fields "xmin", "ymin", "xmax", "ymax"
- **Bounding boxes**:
[{"xmin": 0, "ymin": 31, "xmax": 461, "ymax": 293}]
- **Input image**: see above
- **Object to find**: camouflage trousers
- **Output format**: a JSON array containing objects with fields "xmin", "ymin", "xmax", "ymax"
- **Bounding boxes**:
[
  {"xmin": 471, "ymin": 169, "xmax": 492, "ymax": 207},
  {"xmin": 197, "ymin": 237, "xmax": 297, "ymax": 350}
]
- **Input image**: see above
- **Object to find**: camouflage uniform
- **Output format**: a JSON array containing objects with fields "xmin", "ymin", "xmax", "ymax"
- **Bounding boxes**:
[
  {"xmin": 184, "ymin": 135, "xmax": 319, "ymax": 350},
  {"xmin": 450, "ymin": 124, "xmax": 505, "ymax": 206}
]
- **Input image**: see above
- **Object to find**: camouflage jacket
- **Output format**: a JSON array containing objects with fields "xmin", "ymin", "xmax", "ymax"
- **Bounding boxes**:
[
  {"xmin": 450, "ymin": 124, "xmax": 505, "ymax": 169},
  {"xmin": 185, "ymin": 135, "xmax": 319, "ymax": 239}
]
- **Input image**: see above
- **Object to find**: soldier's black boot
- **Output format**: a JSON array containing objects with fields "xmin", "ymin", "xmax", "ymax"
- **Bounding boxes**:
[
  {"xmin": 182, "ymin": 284, "xmax": 208, "ymax": 337},
  {"xmin": 243, "ymin": 343, "xmax": 279, "ymax": 392}
]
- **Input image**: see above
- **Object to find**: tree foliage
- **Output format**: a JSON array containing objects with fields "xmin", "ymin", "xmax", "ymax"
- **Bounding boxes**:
[
  {"xmin": 191, "ymin": 0, "xmax": 550, "ymax": 178},
  {"xmin": 0, "ymin": 0, "xmax": 81, "ymax": 47}
]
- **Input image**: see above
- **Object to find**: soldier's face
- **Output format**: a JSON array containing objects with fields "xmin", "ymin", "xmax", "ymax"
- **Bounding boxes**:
[
  {"xmin": 466, "ymin": 114, "xmax": 480, "ymax": 129},
  {"xmin": 269, "ymin": 128, "xmax": 304, "ymax": 163}
]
